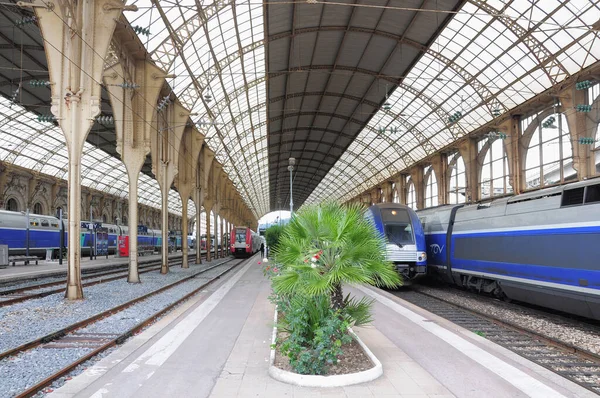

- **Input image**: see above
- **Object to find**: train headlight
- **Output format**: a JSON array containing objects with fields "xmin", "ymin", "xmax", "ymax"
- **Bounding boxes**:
[
  {"xmin": 246, "ymin": 244, "xmax": 250, "ymax": 248},
  {"xmin": 417, "ymin": 252, "xmax": 427, "ymax": 262}
]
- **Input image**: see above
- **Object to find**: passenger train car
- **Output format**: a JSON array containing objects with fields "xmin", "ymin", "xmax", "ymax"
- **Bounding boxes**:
[
  {"xmin": 417, "ymin": 178, "xmax": 600, "ymax": 320},
  {"xmin": 365, "ymin": 203, "xmax": 427, "ymax": 281},
  {"xmin": 230, "ymin": 226, "xmax": 261, "ymax": 257},
  {"xmin": 0, "ymin": 209, "xmax": 188, "ymax": 258}
]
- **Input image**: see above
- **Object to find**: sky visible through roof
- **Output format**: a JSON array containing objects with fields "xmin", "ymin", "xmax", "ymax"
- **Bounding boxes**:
[{"xmin": 0, "ymin": 0, "xmax": 598, "ymax": 218}]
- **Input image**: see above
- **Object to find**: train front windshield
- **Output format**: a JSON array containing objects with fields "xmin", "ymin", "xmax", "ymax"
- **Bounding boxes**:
[
  {"xmin": 381, "ymin": 208, "xmax": 414, "ymax": 245},
  {"xmin": 235, "ymin": 229, "xmax": 246, "ymax": 242}
]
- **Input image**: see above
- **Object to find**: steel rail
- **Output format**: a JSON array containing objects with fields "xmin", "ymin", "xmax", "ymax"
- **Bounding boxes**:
[
  {"xmin": 0, "ymin": 262, "xmax": 174, "ymax": 307},
  {"xmin": 396, "ymin": 288, "xmax": 600, "ymax": 395},
  {"xmin": 0, "ymin": 261, "xmax": 166, "ymax": 296},
  {"xmin": 14, "ymin": 255, "xmax": 250, "ymax": 398},
  {"xmin": 0, "ymin": 256, "xmax": 236, "ymax": 362}
]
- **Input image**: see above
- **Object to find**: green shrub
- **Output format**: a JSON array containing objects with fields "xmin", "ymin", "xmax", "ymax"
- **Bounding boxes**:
[
  {"xmin": 268, "ymin": 201, "xmax": 402, "ymax": 375},
  {"xmin": 277, "ymin": 294, "xmax": 352, "ymax": 375}
]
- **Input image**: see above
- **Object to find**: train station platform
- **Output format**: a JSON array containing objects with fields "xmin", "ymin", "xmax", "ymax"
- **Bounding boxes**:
[
  {"xmin": 47, "ymin": 256, "xmax": 595, "ymax": 398},
  {"xmin": 0, "ymin": 250, "xmax": 217, "ymax": 284}
]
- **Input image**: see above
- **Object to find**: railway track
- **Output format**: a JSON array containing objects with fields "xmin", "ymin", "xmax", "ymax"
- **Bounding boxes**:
[
  {"xmin": 0, "ymin": 251, "xmax": 224, "ymax": 304},
  {"xmin": 393, "ymin": 289, "xmax": 600, "ymax": 396},
  {"xmin": 0, "ymin": 262, "xmax": 168, "ymax": 306},
  {"xmin": 2, "ymin": 255, "xmax": 248, "ymax": 398}
]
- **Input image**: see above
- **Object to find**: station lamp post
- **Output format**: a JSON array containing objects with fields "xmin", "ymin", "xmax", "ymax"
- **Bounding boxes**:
[{"xmin": 288, "ymin": 157, "xmax": 295, "ymax": 216}]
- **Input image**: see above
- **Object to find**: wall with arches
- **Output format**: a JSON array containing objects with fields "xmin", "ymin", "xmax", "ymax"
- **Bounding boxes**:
[
  {"xmin": 349, "ymin": 78, "xmax": 600, "ymax": 211},
  {"xmin": 0, "ymin": 161, "xmax": 183, "ymax": 230}
]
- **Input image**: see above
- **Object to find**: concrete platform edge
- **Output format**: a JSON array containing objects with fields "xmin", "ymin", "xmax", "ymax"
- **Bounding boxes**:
[
  {"xmin": 46, "ymin": 257, "xmax": 249, "ymax": 398},
  {"xmin": 357, "ymin": 283, "xmax": 598, "ymax": 398}
]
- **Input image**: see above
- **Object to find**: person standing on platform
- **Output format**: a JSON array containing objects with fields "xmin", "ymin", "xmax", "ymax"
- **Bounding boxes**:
[{"xmin": 260, "ymin": 243, "xmax": 265, "ymax": 258}]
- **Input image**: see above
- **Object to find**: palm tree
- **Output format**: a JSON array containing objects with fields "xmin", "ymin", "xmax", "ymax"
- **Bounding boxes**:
[{"xmin": 272, "ymin": 201, "xmax": 402, "ymax": 310}]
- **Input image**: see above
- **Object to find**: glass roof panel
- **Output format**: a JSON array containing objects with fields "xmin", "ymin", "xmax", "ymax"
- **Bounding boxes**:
[
  {"xmin": 132, "ymin": 0, "xmax": 269, "ymax": 217},
  {"xmin": 0, "ymin": 97, "xmax": 192, "ymax": 217},
  {"xmin": 305, "ymin": 0, "xmax": 600, "ymax": 205}
]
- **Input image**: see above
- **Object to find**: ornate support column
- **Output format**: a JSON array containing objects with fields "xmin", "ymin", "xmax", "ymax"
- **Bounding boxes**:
[
  {"xmin": 221, "ymin": 216, "xmax": 225, "ymax": 258},
  {"xmin": 194, "ymin": 187, "xmax": 204, "ymax": 265},
  {"xmin": 34, "ymin": 0, "xmax": 124, "ymax": 299},
  {"xmin": 500, "ymin": 116, "xmax": 524, "ymax": 194},
  {"xmin": 213, "ymin": 204, "xmax": 220, "ymax": 259},
  {"xmin": 204, "ymin": 200, "xmax": 213, "ymax": 262},
  {"xmin": 104, "ymin": 60, "xmax": 165, "ymax": 282},
  {"xmin": 562, "ymin": 87, "xmax": 596, "ymax": 179},
  {"xmin": 430, "ymin": 154, "xmax": 449, "ymax": 205},
  {"xmin": 395, "ymin": 176, "xmax": 407, "ymax": 205},
  {"xmin": 151, "ymin": 102, "xmax": 188, "ymax": 274},
  {"xmin": 458, "ymin": 138, "xmax": 480, "ymax": 203}
]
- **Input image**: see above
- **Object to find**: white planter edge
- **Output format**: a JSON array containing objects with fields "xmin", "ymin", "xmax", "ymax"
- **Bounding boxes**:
[{"xmin": 268, "ymin": 307, "xmax": 383, "ymax": 388}]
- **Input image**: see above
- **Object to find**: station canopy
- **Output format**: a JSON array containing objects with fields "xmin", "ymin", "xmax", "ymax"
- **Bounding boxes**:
[{"xmin": 0, "ymin": 0, "xmax": 599, "ymax": 218}]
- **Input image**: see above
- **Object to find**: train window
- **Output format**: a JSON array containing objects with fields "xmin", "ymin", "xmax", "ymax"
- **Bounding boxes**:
[
  {"xmin": 41, "ymin": 219, "xmax": 49, "ymax": 227},
  {"xmin": 30, "ymin": 218, "xmax": 39, "ymax": 226},
  {"xmin": 561, "ymin": 187, "xmax": 584, "ymax": 207},
  {"xmin": 385, "ymin": 224, "xmax": 414, "ymax": 245},
  {"xmin": 51, "ymin": 222, "xmax": 58, "ymax": 228},
  {"xmin": 584, "ymin": 184, "xmax": 600, "ymax": 204}
]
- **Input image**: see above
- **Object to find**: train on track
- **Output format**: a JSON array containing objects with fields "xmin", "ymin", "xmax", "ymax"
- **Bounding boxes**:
[
  {"xmin": 417, "ymin": 178, "xmax": 600, "ymax": 321},
  {"xmin": 0, "ymin": 209, "xmax": 195, "ymax": 258},
  {"xmin": 230, "ymin": 226, "xmax": 263, "ymax": 257},
  {"xmin": 365, "ymin": 203, "xmax": 427, "ymax": 282}
]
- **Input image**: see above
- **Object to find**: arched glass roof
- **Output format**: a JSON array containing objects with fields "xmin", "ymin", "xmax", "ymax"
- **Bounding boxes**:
[
  {"xmin": 0, "ymin": 0, "xmax": 598, "ymax": 217},
  {"xmin": 305, "ymin": 0, "xmax": 600, "ymax": 205},
  {"xmin": 129, "ymin": 0, "xmax": 269, "ymax": 218},
  {"xmin": 0, "ymin": 97, "xmax": 195, "ymax": 217}
]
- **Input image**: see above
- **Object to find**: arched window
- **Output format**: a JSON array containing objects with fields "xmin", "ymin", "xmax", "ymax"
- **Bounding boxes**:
[
  {"xmin": 102, "ymin": 214, "xmax": 107, "ymax": 223},
  {"xmin": 123, "ymin": 216, "xmax": 128, "ymax": 224},
  {"xmin": 480, "ymin": 138, "xmax": 511, "ymax": 199},
  {"xmin": 407, "ymin": 179, "xmax": 416, "ymax": 210},
  {"xmin": 33, "ymin": 202, "xmax": 43, "ymax": 214},
  {"xmin": 392, "ymin": 183, "xmax": 399, "ymax": 203},
  {"xmin": 448, "ymin": 154, "xmax": 466, "ymax": 204},
  {"xmin": 6, "ymin": 198, "xmax": 18, "ymax": 212},
  {"xmin": 56, "ymin": 207, "xmax": 63, "ymax": 218},
  {"xmin": 524, "ymin": 111, "xmax": 573, "ymax": 189},
  {"xmin": 424, "ymin": 166, "xmax": 438, "ymax": 208}
]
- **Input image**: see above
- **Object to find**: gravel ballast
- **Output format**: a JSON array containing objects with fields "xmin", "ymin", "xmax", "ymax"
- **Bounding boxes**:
[
  {"xmin": 0, "ymin": 259, "xmax": 239, "ymax": 398},
  {"xmin": 0, "ymin": 261, "xmax": 223, "ymax": 354},
  {"xmin": 414, "ymin": 285, "xmax": 600, "ymax": 355}
]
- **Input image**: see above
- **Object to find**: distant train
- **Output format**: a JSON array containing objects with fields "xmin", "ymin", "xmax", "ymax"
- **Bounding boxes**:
[
  {"xmin": 417, "ymin": 178, "xmax": 600, "ymax": 320},
  {"xmin": 230, "ymin": 226, "xmax": 262, "ymax": 257},
  {"xmin": 365, "ymin": 203, "xmax": 427, "ymax": 281},
  {"xmin": 0, "ymin": 209, "xmax": 195, "ymax": 259}
]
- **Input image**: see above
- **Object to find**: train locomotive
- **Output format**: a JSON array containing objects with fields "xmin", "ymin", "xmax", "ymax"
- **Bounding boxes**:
[
  {"xmin": 417, "ymin": 178, "xmax": 600, "ymax": 321},
  {"xmin": 230, "ymin": 226, "xmax": 261, "ymax": 257},
  {"xmin": 365, "ymin": 203, "xmax": 427, "ymax": 281},
  {"xmin": 0, "ymin": 209, "xmax": 192, "ymax": 259}
]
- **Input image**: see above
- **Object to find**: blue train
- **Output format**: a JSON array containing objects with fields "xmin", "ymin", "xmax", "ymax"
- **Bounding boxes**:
[
  {"xmin": 417, "ymin": 178, "xmax": 600, "ymax": 320},
  {"xmin": 0, "ymin": 209, "xmax": 195, "ymax": 259},
  {"xmin": 365, "ymin": 203, "xmax": 427, "ymax": 281}
]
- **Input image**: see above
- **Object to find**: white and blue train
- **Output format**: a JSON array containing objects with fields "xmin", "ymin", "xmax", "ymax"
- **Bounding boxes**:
[
  {"xmin": 365, "ymin": 203, "xmax": 427, "ymax": 281},
  {"xmin": 0, "ymin": 209, "xmax": 194, "ymax": 258},
  {"xmin": 417, "ymin": 178, "xmax": 600, "ymax": 320}
]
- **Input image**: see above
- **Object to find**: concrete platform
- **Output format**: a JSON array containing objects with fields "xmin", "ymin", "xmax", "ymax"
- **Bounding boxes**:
[
  {"xmin": 0, "ymin": 249, "xmax": 225, "ymax": 284},
  {"xmin": 47, "ymin": 256, "xmax": 596, "ymax": 398}
]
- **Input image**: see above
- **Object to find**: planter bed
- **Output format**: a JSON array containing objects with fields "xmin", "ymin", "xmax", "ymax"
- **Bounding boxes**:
[{"xmin": 268, "ymin": 309, "xmax": 383, "ymax": 387}]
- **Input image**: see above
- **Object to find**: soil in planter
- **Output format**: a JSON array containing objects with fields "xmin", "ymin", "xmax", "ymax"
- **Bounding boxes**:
[{"xmin": 274, "ymin": 328, "xmax": 375, "ymax": 376}]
